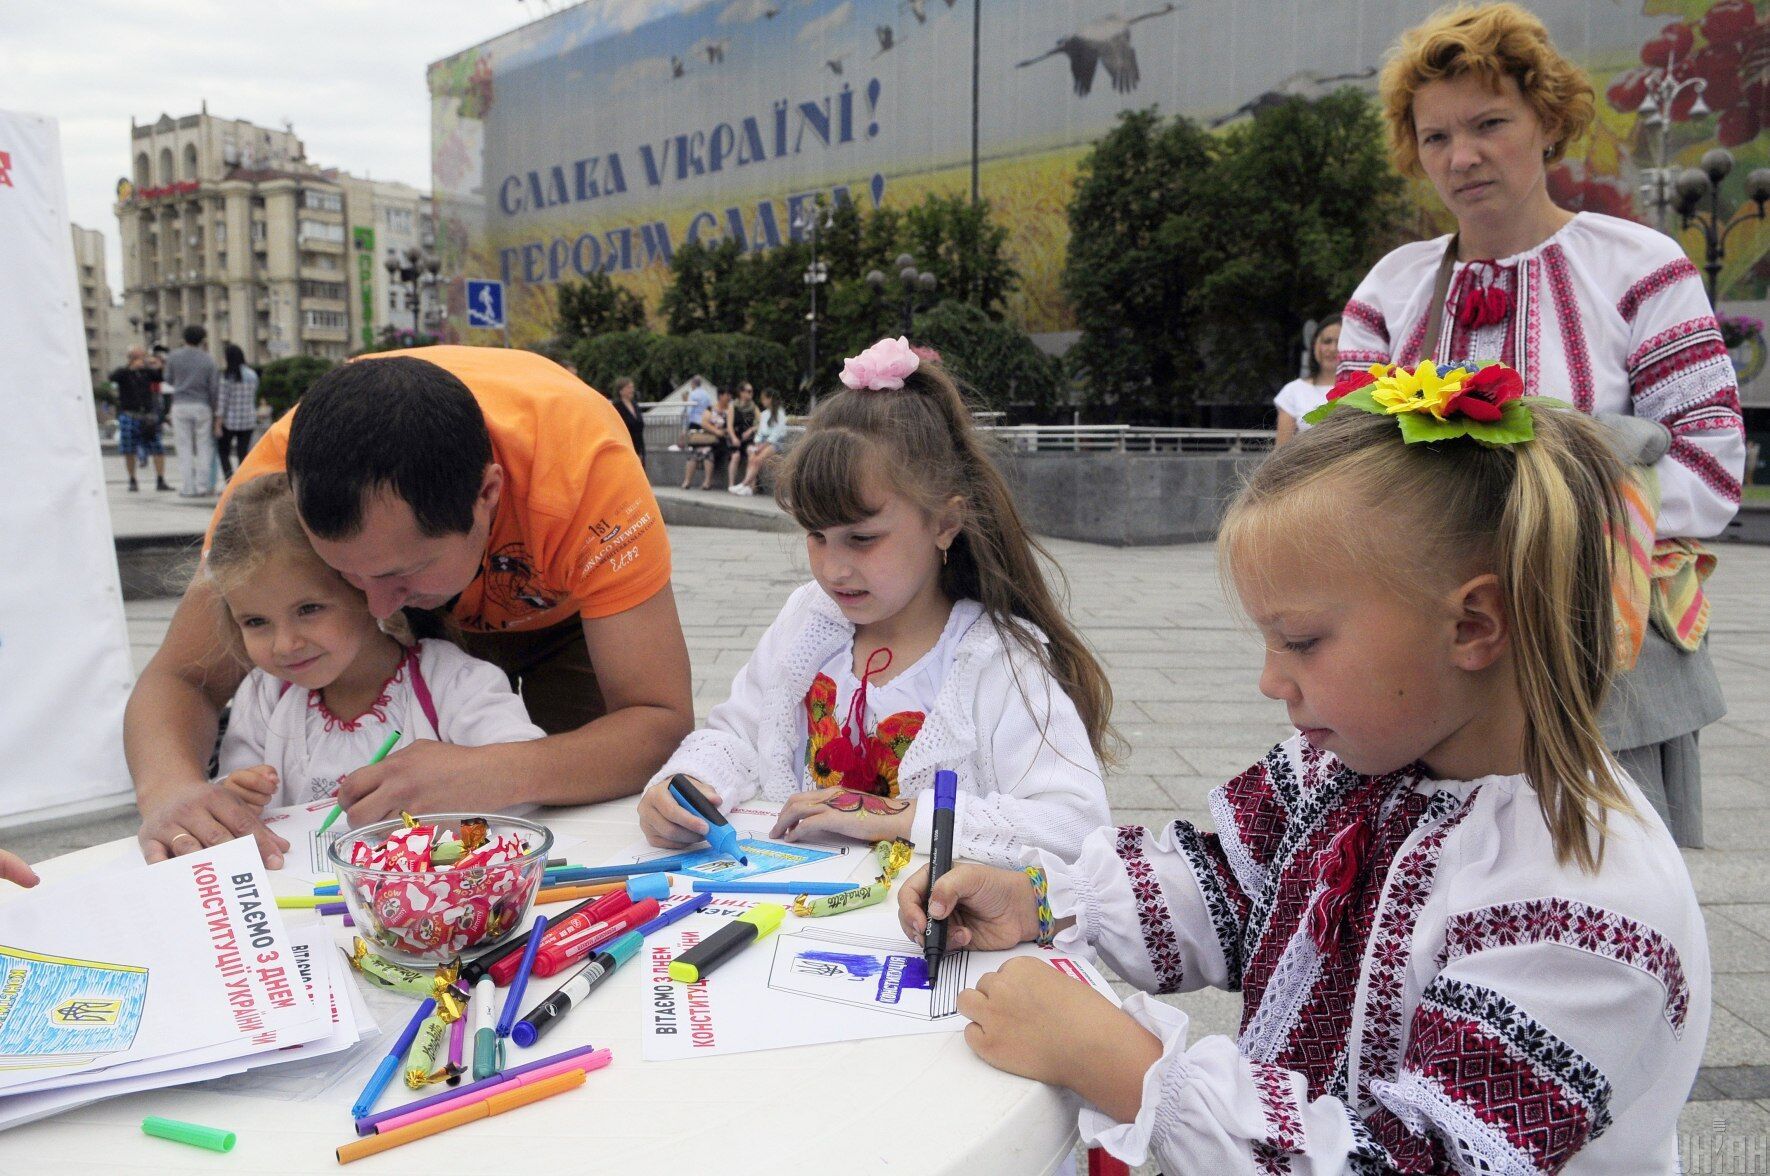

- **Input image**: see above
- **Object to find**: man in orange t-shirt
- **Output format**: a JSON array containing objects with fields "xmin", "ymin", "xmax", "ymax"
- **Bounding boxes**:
[{"xmin": 124, "ymin": 347, "xmax": 694, "ymax": 867}]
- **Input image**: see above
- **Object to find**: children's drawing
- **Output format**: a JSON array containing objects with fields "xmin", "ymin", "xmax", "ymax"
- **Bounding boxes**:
[
  {"xmin": 768, "ymin": 929, "xmax": 966, "ymax": 1019},
  {"xmin": 663, "ymin": 838, "xmax": 838, "ymax": 882},
  {"xmin": 0, "ymin": 945, "xmax": 149, "ymax": 1071}
]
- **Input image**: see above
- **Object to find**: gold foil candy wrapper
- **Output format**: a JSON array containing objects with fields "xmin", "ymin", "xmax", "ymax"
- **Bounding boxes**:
[
  {"xmin": 403, "ymin": 1015, "xmax": 449, "ymax": 1089},
  {"xmin": 432, "ymin": 971, "xmax": 466, "ymax": 1023},
  {"xmin": 794, "ymin": 880, "xmax": 890, "ymax": 917},
  {"xmin": 458, "ymin": 818, "xmax": 490, "ymax": 853},
  {"xmin": 874, "ymin": 838, "xmax": 914, "ymax": 882}
]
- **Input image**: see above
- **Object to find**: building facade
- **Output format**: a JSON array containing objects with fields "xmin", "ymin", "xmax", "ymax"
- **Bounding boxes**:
[
  {"xmin": 70, "ymin": 223, "xmax": 126, "ymax": 387},
  {"xmin": 117, "ymin": 108, "xmax": 439, "ymax": 367}
]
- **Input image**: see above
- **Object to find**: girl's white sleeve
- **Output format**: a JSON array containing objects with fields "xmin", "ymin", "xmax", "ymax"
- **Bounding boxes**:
[
  {"xmin": 217, "ymin": 671, "xmax": 276, "ymax": 775},
  {"xmin": 1080, "ymin": 941, "xmax": 1681, "ymax": 1174},
  {"xmin": 424, "ymin": 642, "xmax": 545, "ymax": 746},
  {"xmin": 911, "ymin": 654, "xmax": 1109, "ymax": 866},
  {"xmin": 650, "ymin": 589, "xmax": 807, "ymax": 809}
]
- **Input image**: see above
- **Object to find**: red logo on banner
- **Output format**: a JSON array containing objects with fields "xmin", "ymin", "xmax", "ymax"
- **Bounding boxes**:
[{"xmin": 0, "ymin": 151, "xmax": 13, "ymax": 188}]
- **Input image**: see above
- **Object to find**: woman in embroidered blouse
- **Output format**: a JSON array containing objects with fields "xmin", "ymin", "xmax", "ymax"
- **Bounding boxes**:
[
  {"xmin": 206, "ymin": 474, "xmax": 544, "ymax": 810},
  {"xmin": 1334, "ymin": 2, "xmax": 1744, "ymax": 846}
]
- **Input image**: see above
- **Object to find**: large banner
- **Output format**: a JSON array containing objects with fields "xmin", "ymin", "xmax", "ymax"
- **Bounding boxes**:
[
  {"xmin": 0, "ymin": 110, "xmax": 135, "ymax": 825},
  {"xmin": 431, "ymin": 0, "xmax": 1769, "ymax": 361}
]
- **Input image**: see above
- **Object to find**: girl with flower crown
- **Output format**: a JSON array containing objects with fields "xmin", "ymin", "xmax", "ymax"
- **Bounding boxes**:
[
  {"xmin": 637, "ymin": 337, "xmax": 1112, "ymax": 865},
  {"xmin": 899, "ymin": 369, "xmax": 1709, "ymax": 1174},
  {"xmin": 1337, "ymin": 4, "xmax": 1745, "ymax": 848}
]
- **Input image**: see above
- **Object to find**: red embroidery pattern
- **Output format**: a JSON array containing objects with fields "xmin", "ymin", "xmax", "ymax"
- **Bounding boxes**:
[
  {"xmin": 1399, "ymin": 314, "xmax": 1429, "ymax": 367},
  {"xmin": 1669, "ymin": 437, "xmax": 1744, "ymax": 504},
  {"xmin": 307, "ymin": 650, "xmax": 411, "ymax": 733},
  {"xmin": 1252, "ymin": 1059, "xmax": 1306, "ymax": 1155},
  {"xmin": 1542, "ymin": 245, "xmax": 1594, "ymax": 413},
  {"xmin": 1355, "ymin": 792, "xmax": 1483, "ymax": 1105},
  {"xmin": 1336, "ymin": 351, "xmax": 1391, "ymax": 375},
  {"xmin": 1402, "ymin": 976, "xmax": 1612, "ymax": 1171},
  {"xmin": 1440, "ymin": 899, "xmax": 1691, "ymax": 1034},
  {"xmin": 1342, "ymin": 299, "xmax": 1389, "ymax": 345},
  {"xmin": 803, "ymin": 672, "xmax": 924, "ymax": 796},
  {"xmin": 1115, "ymin": 825, "xmax": 1186, "ymax": 993},
  {"xmin": 1618, "ymin": 258, "xmax": 1700, "ymax": 325}
]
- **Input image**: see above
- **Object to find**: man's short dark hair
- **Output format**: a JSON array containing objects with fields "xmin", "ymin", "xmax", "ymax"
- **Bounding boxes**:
[
  {"xmin": 287, "ymin": 357, "xmax": 493, "ymax": 540},
  {"xmin": 182, "ymin": 325, "xmax": 206, "ymax": 346}
]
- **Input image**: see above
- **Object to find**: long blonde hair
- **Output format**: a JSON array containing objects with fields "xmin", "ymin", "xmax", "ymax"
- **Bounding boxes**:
[
  {"xmin": 776, "ymin": 358, "xmax": 1117, "ymax": 765},
  {"xmin": 1219, "ymin": 404, "xmax": 1632, "ymax": 870}
]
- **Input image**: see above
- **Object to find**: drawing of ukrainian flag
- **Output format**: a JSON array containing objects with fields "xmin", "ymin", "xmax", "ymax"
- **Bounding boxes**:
[{"xmin": 0, "ymin": 944, "xmax": 148, "ymax": 1070}]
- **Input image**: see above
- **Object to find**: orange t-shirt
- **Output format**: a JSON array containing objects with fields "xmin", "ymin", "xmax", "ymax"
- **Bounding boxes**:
[{"xmin": 216, "ymin": 346, "xmax": 670, "ymax": 632}]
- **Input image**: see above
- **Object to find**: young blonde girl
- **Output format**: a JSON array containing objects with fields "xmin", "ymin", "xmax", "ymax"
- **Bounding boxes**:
[
  {"xmin": 901, "ymin": 368, "xmax": 1709, "ymax": 1173},
  {"xmin": 208, "ymin": 474, "xmax": 543, "ymax": 810},
  {"xmin": 639, "ymin": 337, "xmax": 1113, "ymax": 865}
]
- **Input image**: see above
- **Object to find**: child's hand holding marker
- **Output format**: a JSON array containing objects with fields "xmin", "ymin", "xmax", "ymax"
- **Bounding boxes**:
[
  {"xmin": 637, "ymin": 774, "xmax": 721, "ymax": 849},
  {"xmin": 896, "ymin": 862, "xmax": 1048, "ymax": 953},
  {"xmin": 219, "ymin": 763, "xmax": 279, "ymax": 809}
]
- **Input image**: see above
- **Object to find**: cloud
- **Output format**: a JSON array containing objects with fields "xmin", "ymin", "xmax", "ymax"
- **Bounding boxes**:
[
  {"xmin": 718, "ymin": 0, "xmax": 779, "ymax": 25},
  {"xmin": 796, "ymin": 0, "xmax": 851, "ymax": 43},
  {"xmin": 608, "ymin": 55, "xmax": 678, "ymax": 95}
]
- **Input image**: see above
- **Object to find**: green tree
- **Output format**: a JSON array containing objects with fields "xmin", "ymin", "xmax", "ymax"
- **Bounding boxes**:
[
  {"xmin": 259, "ymin": 355, "xmax": 336, "ymax": 419},
  {"xmin": 901, "ymin": 193, "xmax": 1018, "ymax": 317},
  {"xmin": 555, "ymin": 271, "xmax": 647, "ymax": 343},
  {"xmin": 659, "ymin": 239, "xmax": 749, "ymax": 335},
  {"xmin": 568, "ymin": 330, "xmax": 657, "ymax": 395},
  {"xmin": 910, "ymin": 301, "xmax": 1064, "ymax": 414}
]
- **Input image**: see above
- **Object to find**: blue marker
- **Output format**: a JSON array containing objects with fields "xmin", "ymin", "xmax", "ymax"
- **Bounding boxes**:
[
  {"xmin": 497, "ymin": 914, "xmax": 548, "ymax": 1040},
  {"xmin": 351, "ymin": 996, "xmax": 436, "ymax": 1119},
  {"xmin": 690, "ymin": 880, "xmax": 860, "ymax": 896},
  {"xmin": 544, "ymin": 854, "xmax": 701, "ymax": 882},
  {"xmin": 922, "ymin": 769, "xmax": 959, "ymax": 982},
  {"xmin": 668, "ymin": 773, "xmax": 749, "ymax": 866},
  {"xmin": 631, "ymin": 891, "xmax": 714, "ymax": 939}
]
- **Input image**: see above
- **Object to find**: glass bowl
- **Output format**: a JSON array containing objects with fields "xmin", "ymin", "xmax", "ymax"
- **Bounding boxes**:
[{"xmin": 327, "ymin": 813, "xmax": 553, "ymax": 968}]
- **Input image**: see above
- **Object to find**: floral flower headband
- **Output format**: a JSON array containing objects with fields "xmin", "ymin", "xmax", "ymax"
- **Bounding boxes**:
[
  {"xmin": 839, "ymin": 336, "xmax": 939, "ymax": 391},
  {"xmin": 1306, "ymin": 359, "xmax": 1548, "ymax": 445}
]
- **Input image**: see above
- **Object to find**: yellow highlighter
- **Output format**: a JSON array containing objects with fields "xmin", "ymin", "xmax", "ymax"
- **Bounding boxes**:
[{"xmin": 667, "ymin": 903, "xmax": 784, "ymax": 984}]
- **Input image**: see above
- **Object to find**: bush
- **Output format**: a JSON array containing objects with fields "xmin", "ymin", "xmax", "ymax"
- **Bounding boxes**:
[
  {"xmin": 567, "ymin": 331, "xmax": 795, "ymax": 403},
  {"xmin": 259, "ymin": 355, "xmax": 337, "ymax": 419},
  {"xmin": 909, "ymin": 301, "xmax": 1065, "ymax": 415},
  {"xmin": 569, "ymin": 330, "xmax": 658, "ymax": 395}
]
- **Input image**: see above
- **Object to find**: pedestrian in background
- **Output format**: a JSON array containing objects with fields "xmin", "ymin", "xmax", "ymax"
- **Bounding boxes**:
[
  {"xmin": 164, "ymin": 325, "xmax": 219, "ymax": 497},
  {"xmin": 110, "ymin": 346, "xmax": 170, "ymax": 492},
  {"xmin": 215, "ymin": 342, "xmax": 259, "ymax": 480},
  {"xmin": 613, "ymin": 376, "xmax": 645, "ymax": 458}
]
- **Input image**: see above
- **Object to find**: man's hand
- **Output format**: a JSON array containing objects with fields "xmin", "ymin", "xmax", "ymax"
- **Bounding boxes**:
[
  {"xmin": 219, "ymin": 764, "xmax": 279, "ymax": 809},
  {"xmin": 0, "ymin": 848, "xmax": 39, "ymax": 889},
  {"xmin": 958, "ymin": 956, "xmax": 1162, "ymax": 1119},
  {"xmin": 771, "ymin": 787, "xmax": 914, "ymax": 844},
  {"xmin": 335, "ymin": 741, "xmax": 500, "ymax": 825},
  {"xmin": 138, "ymin": 782, "xmax": 290, "ymax": 869}
]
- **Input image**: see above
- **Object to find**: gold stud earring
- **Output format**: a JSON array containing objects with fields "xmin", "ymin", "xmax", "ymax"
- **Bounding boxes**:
[{"xmin": 941, "ymin": 546, "xmax": 948, "ymax": 566}]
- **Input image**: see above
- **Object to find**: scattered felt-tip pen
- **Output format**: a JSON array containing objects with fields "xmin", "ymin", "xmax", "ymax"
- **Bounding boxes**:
[
  {"xmin": 922, "ymin": 769, "xmax": 959, "ymax": 983},
  {"xmin": 667, "ymin": 903, "xmax": 784, "ymax": 984},
  {"xmin": 513, "ymin": 931, "xmax": 643, "ymax": 1047}
]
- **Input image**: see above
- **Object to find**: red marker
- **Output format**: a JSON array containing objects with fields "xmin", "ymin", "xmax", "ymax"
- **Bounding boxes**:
[
  {"xmin": 531, "ymin": 898, "xmax": 661, "ymax": 978},
  {"xmin": 487, "ymin": 873, "xmax": 668, "ymax": 985}
]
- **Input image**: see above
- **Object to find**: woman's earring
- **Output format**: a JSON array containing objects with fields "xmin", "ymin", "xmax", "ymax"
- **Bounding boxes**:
[{"xmin": 941, "ymin": 546, "xmax": 949, "ymax": 566}]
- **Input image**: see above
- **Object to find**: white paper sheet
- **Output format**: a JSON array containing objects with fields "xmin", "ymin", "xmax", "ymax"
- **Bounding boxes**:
[
  {"xmin": 640, "ymin": 890, "xmax": 1116, "ymax": 1060},
  {"xmin": 0, "ymin": 838, "xmax": 323, "ymax": 1096}
]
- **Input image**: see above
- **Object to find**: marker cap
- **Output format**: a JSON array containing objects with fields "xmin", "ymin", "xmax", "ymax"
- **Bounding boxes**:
[
  {"xmin": 737, "ymin": 903, "xmax": 786, "ymax": 937},
  {"xmin": 142, "ymin": 1116, "xmax": 236, "ymax": 1152},
  {"xmin": 626, "ymin": 872, "xmax": 671, "ymax": 903},
  {"xmin": 604, "ymin": 931, "xmax": 644, "ymax": 967},
  {"xmin": 934, "ymin": 768, "xmax": 958, "ymax": 808}
]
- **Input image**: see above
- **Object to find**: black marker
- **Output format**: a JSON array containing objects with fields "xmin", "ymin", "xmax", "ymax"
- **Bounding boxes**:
[{"xmin": 922, "ymin": 770, "xmax": 959, "ymax": 982}]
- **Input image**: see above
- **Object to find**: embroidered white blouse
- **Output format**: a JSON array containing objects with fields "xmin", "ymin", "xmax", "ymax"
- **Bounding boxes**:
[
  {"xmin": 652, "ymin": 582, "xmax": 1111, "ymax": 866},
  {"xmin": 1337, "ymin": 212, "xmax": 1744, "ymax": 541},
  {"xmin": 1033, "ymin": 735, "xmax": 1710, "ymax": 1174},
  {"xmin": 218, "ymin": 638, "xmax": 546, "ymax": 807}
]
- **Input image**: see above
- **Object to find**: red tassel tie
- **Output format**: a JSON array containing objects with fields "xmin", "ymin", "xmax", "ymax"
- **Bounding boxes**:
[
  {"xmin": 1305, "ymin": 818, "xmax": 1372, "ymax": 953},
  {"xmin": 1449, "ymin": 260, "xmax": 1514, "ymax": 330},
  {"xmin": 822, "ymin": 647, "xmax": 893, "ymax": 794}
]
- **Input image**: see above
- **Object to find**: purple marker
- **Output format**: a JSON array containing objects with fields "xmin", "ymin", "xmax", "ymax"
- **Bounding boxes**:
[
  {"xmin": 446, "ymin": 1014, "xmax": 467, "ymax": 1085},
  {"xmin": 351, "ymin": 1042, "xmax": 603, "ymax": 1134},
  {"xmin": 316, "ymin": 901, "xmax": 347, "ymax": 917}
]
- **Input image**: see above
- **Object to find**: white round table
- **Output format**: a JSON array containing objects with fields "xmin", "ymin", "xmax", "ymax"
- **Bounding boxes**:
[{"xmin": 0, "ymin": 798, "xmax": 1082, "ymax": 1174}]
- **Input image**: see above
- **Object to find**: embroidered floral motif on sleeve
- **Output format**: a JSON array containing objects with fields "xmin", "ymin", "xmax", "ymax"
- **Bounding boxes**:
[
  {"xmin": 1373, "ymin": 975, "xmax": 1612, "ymax": 1173},
  {"xmin": 1343, "ymin": 299, "xmax": 1390, "ymax": 345},
  {"xmin": 1114, "ymin": 824, "xmax": 1187, "ymax": 993},
  {"xmin": 1439, "ymin": 898, "xmax": 1690, "ymax": 1035},
  {"xmin": 1399, "ymin": 312, "xmax": 1430, "ymax": 367},
  {"xmin": 1618, "ymin": 257, "xmax": 1701, "ymax": 325},
  {"xmin": 1169, "ymin": 820, "xmax": 1249, "ymax": 987},
  {"xmin": 1251, "ymin": 1060, "xmax": 1306, "ymax": 1173}
]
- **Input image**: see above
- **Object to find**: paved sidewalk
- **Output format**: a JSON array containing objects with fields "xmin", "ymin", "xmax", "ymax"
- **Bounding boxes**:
[{"xmin": 36, "ymin": 510, "xmax": 1770, "ymax": 1155}]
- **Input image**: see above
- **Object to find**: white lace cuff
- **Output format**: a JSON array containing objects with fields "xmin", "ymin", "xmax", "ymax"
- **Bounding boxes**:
[
  {"xmin": 1076, "ymin": 991, "xmax": 1193, "ymax": 1166},
  {"xmin": 910, "ymin": 789, "xmax": 934, "ymax": 854}
]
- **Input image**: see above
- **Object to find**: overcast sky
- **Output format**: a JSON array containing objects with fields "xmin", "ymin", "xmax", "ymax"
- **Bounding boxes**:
[{"xmin": 1, "ymin": 1, "xmax": 687, "ymax": 294}]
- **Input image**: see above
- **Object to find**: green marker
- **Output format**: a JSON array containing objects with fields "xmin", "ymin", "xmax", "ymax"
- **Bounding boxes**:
[
  {"xmin": 316, "ymin": 729, "xmax": 401, "ymax": 835},
  {"xmin": 668, "ymin": 903, "xmax": 785, "ymax": 984},
  {"xmin": 471, "ymin": 973, "xmax": 499, "ymax": 1079},
  {"xmin": 142, "ymin": 1116, "xmax": 235, "ymax": 1152}
]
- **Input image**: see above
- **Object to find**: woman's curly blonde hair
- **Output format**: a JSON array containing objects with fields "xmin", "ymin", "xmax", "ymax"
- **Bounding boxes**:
[{"xmin": 1379, "ymin": 3, "xmax": 1595, "ymax": 178}]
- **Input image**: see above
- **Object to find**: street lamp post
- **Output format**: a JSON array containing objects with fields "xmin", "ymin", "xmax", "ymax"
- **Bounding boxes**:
[
  {"xmin": 384, "ymin": 245, "xmax": 441, "ymax": 343},
  {"xmin": 1671, "ymin": 150, "xmax": 1770, "ymax": 306},
  {"xmin": 866, "ymin": 252, "xmax": 938, "ymax": 336},
  {"xmin": 793, "ymin": 203, "xmax": 832, "ymax": 397},
  {"xmin": 1634, "ymin": 52, "xmax": 1712, "ymax": 232}
]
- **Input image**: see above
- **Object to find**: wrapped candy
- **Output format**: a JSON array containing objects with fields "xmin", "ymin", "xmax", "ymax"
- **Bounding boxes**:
[
  {"xmin": 345, "ymin": 938, "xmax": 435, "ymax": 997},
  {"xmin": 793, "ymin": 880, "xmax": 891, "ymax": 918},
  {"xmin": 404, "ymin": 1014, "xmax": 449, "ymax": 1089}
]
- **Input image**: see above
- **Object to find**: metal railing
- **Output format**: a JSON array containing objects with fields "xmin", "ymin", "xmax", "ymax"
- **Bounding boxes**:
[{"xmin": 633, "ymin": 403, "xmax": 1272, "ymax": 455}]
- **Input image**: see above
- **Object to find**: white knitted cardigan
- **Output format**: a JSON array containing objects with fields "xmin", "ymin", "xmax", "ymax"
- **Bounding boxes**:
[{"xmin": 651, "ymin": 582, "xmax": 1111, "ymax": 866}]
